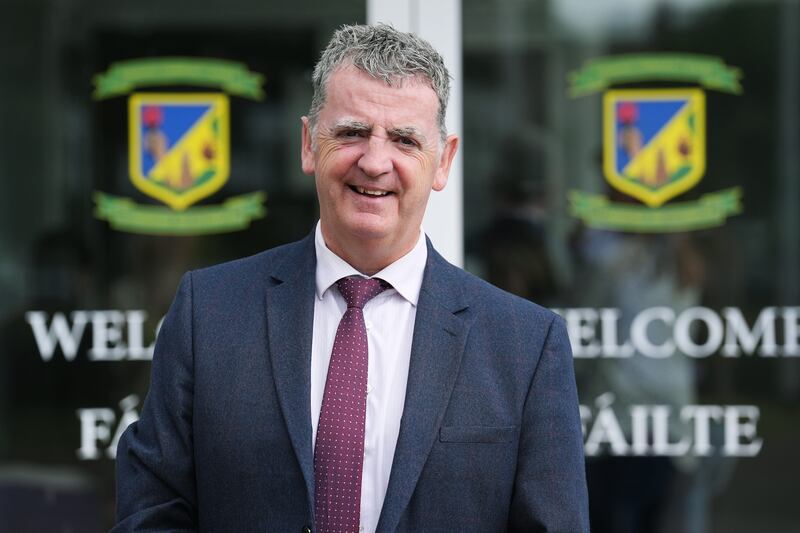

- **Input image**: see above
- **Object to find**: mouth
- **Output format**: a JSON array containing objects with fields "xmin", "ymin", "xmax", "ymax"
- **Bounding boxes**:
[{"xmin": 348, "ymin": 185, "xmax": 393, "ymax": 198}]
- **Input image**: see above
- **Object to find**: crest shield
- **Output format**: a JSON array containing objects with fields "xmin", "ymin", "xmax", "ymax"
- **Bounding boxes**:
[
  {"xmin": 603, "ymin": 89, "xmax": 706, "ymax": 207},
  {"xmin": 128, "ymin": 93, "xmax": 230, "ymax": 210}
]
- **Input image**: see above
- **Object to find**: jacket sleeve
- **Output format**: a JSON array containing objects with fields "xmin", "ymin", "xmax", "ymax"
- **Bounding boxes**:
[
  {"xmin": 507, "ymin": 315, "xmax": 590, "ymax": 532},
  {"xmin": 112, "ymin": 273, "xmax": 198, "ymax": 532}
]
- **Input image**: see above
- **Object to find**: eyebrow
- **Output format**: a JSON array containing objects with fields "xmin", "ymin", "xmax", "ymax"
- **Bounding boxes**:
[
  {"xmin": 331, "ymin": 119, "xmax": 371, "ymax": 132},
  {"xmin": 330, "ymin": 119, "xmax": 428, "ymax": 145},
  {"xmin": 387, "ymin": 126, "xmax": 427, "ymax": 145}
]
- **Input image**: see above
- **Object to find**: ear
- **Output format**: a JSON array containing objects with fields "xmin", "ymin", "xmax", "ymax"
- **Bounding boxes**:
[
  {"xmin": 432, "ymin": 134, "xmax": 459, "ymax": 192},
  {"xmin": 301, "ymin": 116, "xmax": 315, "ymax": 176}
]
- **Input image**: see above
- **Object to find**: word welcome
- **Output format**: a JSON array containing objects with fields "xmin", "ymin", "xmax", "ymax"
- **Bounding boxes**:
[
  {"xmin": 25, "ymin": 310, "xmax": 162, "ymax": 361},
  {"xmin": 555, "ymin": 306, "xmax": 800, "ymax": 358}
]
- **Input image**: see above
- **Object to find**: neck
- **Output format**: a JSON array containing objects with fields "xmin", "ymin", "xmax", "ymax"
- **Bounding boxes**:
[{"xmin": 320, "ymin": 226, "xmax": 419, "ymax": 276}]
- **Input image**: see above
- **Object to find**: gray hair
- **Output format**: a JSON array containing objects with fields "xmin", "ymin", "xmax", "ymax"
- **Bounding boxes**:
[{"xmin": 308, "ymin": 23, "xmax": 451, "ymax": 142}]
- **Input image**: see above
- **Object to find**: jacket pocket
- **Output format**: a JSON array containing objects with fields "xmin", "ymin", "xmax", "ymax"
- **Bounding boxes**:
[{"xmin": 438, "ymin": 425, "xmax": 517, "ymax": 443}]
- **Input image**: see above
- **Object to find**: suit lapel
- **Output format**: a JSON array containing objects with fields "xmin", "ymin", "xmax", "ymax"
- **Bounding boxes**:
[
  {"xmin": 264, "ymin": 234, "xmax": 317, "ymax": 507},
  {"xmin": 376, "ymin": 244, "xmax": 472, "ymax": 533}
]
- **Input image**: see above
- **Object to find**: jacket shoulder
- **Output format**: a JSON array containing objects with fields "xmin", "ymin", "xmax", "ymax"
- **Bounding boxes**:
[{"xmin": 445, "ymin": 260, "xmax": 559, "ymax": 326}]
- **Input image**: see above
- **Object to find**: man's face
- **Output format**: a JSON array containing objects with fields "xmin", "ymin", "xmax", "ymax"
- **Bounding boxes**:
[{"xmin": 301, "ymin": 65, "xmax": 458, "ymax": 269}]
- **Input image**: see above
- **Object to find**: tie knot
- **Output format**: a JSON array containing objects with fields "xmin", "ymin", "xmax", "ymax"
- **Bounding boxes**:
[{"xmin": 336, "ymin": 276, "xmax": 388, "ymax": 309}]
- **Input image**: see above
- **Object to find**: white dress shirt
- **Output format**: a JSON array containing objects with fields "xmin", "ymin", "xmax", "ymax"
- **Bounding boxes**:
[{"xmin": 311, "ymin": 221, "xmax": 426, "ymax": 533}]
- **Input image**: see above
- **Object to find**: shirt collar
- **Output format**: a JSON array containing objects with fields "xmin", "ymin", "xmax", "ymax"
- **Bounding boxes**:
[{"xmin": 314, "ymin": 221, "xmax": 427, "ymax": 306}]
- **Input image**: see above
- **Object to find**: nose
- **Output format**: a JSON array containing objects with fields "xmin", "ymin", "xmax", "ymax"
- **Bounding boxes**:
[{"xmin": 357, "ymin": 135, "xmax": 393, "ymax": 178}]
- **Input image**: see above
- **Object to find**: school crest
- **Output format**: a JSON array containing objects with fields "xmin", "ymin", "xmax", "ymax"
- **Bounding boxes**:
[
  {"xmin": 567, "ymin": 53, "xmax": 742, "ymax": 232},
  {"xmin": 603, "ymin": 89, "xmax": 705, "ymax": 208},
  {"xmin": 92, "ymin": 57, "xmax": 266, "ymax": 235},
  {"xmin": 129, "ymin": 93, "xmax": 230, "ymax": 211}
]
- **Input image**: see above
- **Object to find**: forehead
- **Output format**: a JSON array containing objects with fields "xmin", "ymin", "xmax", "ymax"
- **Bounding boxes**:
[{"xmin": 320, "ymin": 66, "xmax": 440, "ymax": 132}]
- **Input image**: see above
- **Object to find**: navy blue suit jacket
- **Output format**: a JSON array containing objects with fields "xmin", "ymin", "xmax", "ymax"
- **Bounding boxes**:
[{"xmin": 113, "ymin": 233, "xmax": 589, "ymax": 532}]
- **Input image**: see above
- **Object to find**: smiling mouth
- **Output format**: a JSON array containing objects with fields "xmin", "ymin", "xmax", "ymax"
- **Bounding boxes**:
[{"xmin": 349, "ymin": 185, "xmax": 392, "ymax": 197}]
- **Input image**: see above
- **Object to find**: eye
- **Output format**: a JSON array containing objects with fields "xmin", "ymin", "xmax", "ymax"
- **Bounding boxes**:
[
  {"xmin": 397, "ymin": 136, "xmax": 418, "ymax": 147},
  {"xmin": 338, "ymin": 129, "xmax": 365, "ymax": 139}
]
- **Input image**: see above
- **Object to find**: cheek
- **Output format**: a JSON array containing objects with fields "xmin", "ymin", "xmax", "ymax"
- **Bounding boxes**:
[
  {"xmin": 408, "ymin": 149, "xmax": 435, "ymax": 173},
  {"xmin": 315, "ymin": 143, "xmax": 359, "ymax": 180},
  {"xmin": 397, "ymin": 154, "xmax": 438, "ymax": 201}
]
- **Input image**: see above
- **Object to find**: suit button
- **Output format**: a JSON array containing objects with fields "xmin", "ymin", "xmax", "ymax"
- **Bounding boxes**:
[{"xmin": 302, "ymin": 527, "xmax": 312, "ymax": 533}]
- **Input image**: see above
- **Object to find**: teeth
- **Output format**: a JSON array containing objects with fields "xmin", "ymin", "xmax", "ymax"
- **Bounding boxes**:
[{"xmin": 355, "ymin": 186, "xmax": 389, "ymax": 196}]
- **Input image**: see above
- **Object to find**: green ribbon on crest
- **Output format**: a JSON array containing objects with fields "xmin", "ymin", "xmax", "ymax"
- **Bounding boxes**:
[
  {"xmin": 93, "ymin": 57, "xmax": 265, "ymax": 100},
  {"xmin": 569, "ymin": 54, "xmax": 742, "ymax": 97}
]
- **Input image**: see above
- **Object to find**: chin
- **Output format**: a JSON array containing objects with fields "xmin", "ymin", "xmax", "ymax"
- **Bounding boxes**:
[
  {"xmin": 338, "ymin": 209, "xmax": 388, "ymax": 233},
  {"xmin": 345, "ymin": 221, "xmax": 393, "ymax": 243}
]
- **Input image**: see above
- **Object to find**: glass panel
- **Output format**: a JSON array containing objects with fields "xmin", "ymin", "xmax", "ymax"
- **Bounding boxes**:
[
  {"xmin": 463, "ymin": 0, "xmax": 799, "ymax": 531},
  {"xmin": 0, "ymin": 1, "xmax": 364, "ymax": 530}
]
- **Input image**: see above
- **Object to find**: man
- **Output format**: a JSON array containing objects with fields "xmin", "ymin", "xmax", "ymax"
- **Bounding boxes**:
[{"xmin": 113, "ymin": 24, "xmax": 589, "ymax": 532}]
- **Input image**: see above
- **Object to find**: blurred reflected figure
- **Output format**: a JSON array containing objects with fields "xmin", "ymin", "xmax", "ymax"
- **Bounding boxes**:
[
  {"xmin": 471, "ymin": 131, "xmax": 561, "ymax": 307},
  {"xmin": 573, "ymin": 230, "xmax": 709, "ymax": 533}
]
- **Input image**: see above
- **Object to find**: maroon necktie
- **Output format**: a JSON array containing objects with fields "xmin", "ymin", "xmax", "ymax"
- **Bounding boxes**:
[{"xmin": 314, "ymin": 276, "xmax": 388, "ymax": 533}]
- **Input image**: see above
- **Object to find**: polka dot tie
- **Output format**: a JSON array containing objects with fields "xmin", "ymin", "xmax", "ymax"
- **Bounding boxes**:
[{"xmin": 314, "ymin": 276, "xmax": 389, "ymax": 533}]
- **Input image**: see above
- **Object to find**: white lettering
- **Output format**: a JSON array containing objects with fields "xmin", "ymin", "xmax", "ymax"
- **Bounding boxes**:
[
  {"xmin": 89, "ymin": 311, "xmax": 127, "ymax": 360},
  {"xmin": 27, "ymin": 310, "xmax": 158, "ymax": 362},
  {"xmin": 723, "ymin": 406, "xmax": 763, "ymax": 456},
  {"xmin": 108, "ymin": 395, "xmax": 140, "ymax": 459},
  {"xmin": 675, "ymin": 307, "xmax": 724, "ymax": 357},
  {"xmin": 584, "ymin": 393, "xmax": 629, "ymax": 455},
  {"xmin": 563, "ymin": 308, "xmax": 601, "ymax": 358},
  {"xmin": 600, "ymin": 308, "xmax": 633, "ymax": 357},
  {"xmin": 579, "ymin": 405, "xmax": 591, "ymax": 437},
  {"xmin": 681, "ymin": 405, "xmax": 723, "ymax": 456},
  {"xmin": 782, "ymin": 307, "xmax": 800, "ymax": 356},
  {"xmin": 76, "ymin": 395, "xmax": 140, "ymax": 460},
  {"xmin": 580, "ymin": 398, "xmax": 762, "ymax": 458},
  {"xmin": 26, "ymin": 311, "xmax": 89, "ymax": 362},
  {"xmin": 125, "ymin": 311, "xmax": 152, "ymax": 360},
  {"xmin": 76, "ymin": 408, "xmax": 115, "ymax": 460},
  {"xmin": 555, "ymin": 306, "xmax": 800, "ymax": 359},
  {"xmin": 629, "ymin": 405, "xmax": 649, "ymax": 456},
  {"xmin": 651, "ymin": 406, "xmax": 691, "ymax": 456},
  {"xmin": 631, "ymin": 306, "xmax": 675, "ymax": 358},
  {"xmin": 722, "ymin": 307, "xmax": 777, "ymax": 356}
]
